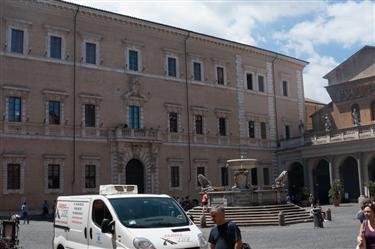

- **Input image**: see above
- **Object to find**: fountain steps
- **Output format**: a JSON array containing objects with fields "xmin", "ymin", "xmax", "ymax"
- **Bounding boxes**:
[{"xmin": 186, "ymin": 203, "xmax": 313, "ymax": 227}]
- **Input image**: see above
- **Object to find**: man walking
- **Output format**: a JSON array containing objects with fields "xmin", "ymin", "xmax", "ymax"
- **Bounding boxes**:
[{"xmin": 208, "ymin": 206, "xmax": 242, "ymax": 249}]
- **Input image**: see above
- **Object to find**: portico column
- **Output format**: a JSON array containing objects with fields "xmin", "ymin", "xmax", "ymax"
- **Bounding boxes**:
[
  {"xmin": 357, "ymin": 154, "xmax": 364, "ymax": 196},
  {"xmin": 302, "ymin": 159, "xmax": 309, "ymax": 190},
  {"xmin": 328, "ymin": 160, "xmax": 333, "ymax": 186},
  {"xmin": 257, "ymin": 166, "xmax": 264, "ymax": 190}
]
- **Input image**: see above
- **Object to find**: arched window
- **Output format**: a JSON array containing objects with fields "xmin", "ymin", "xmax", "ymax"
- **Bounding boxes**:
[
  {"xmin": 351, "ymin": 104, "xmax": 360, "ymax": 126},
  {"xmin": 371, "ymin": 100, "xmax": 375, "ymax": 121}
]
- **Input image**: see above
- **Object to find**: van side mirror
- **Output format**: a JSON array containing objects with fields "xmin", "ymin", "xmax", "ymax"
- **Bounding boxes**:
[{"xmin": 101, "ymin": 219, "xmax": 114, "ymax": 234}]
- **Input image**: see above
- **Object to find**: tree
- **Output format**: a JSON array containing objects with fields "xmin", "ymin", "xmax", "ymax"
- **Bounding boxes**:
[
  {"xmin": 328, "ymin": 179, "xmax": 342, "ymax": 206},
  {"xmin": 366, "ymin": 181, "xmax": 375, "ymax": 200}
]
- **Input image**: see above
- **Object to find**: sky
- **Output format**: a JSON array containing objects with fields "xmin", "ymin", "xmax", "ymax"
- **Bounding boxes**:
[{"xmin": 64, "ymin": 0, "xmax": 375, "ymax": 104}]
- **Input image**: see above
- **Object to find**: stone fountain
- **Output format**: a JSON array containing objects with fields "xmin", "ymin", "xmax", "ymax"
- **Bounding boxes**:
[{"xmin": 204, "ymin": 158, "xmax": 287, "ymax": 207}]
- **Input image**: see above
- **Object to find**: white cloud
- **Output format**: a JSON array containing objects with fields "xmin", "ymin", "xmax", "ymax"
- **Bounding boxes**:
[
  {"xmin": 303, "ymin": 55, "xmax": 337, "ymax": 104},
  {"xmin": 274, "ymin": 0, "xmax": 374, "ymax": 56},
  {"xmin": 273, "ymin": 0, "xmax": 374, "ymax": 102}
]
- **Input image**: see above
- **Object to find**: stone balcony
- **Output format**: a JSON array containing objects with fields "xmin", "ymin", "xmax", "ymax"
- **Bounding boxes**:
[
  {"xmin": 110, "ymin": 127, "xmax": 160, "ymax": 141},
  {"xmin": 280, "ymin": 124, "xmax": 375, "ymax": 149}
]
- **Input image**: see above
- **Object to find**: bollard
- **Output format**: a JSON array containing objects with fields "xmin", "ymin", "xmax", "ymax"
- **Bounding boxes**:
[
  {"xmin": 313, "ymin": 208, "xmax": 324, "ymax": 228},
  {"xmin": 278, "ymin": 211, "xmax": 285, "ymax": 226},
  {"xmin": 200, "ymin": 214, "xmax": 207, "ymax": 228},
  {"xmin": 326, "ymin": 208, "xmax": 332, "ymax": 221}
]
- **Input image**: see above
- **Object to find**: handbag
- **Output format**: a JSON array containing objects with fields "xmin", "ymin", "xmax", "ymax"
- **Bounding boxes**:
[{"xmin": 242, "ymin": 242, "xmax": 251, "ymax": 249}]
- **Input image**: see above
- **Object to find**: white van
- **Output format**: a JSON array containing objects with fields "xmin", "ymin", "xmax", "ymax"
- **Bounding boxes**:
[{"xmin": 53, "ymin": 185, "xmax": 207, "ymax": 249}]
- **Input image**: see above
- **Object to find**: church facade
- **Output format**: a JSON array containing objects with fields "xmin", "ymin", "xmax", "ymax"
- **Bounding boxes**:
[{"xmin": 279, "ymin": 46, "xmax": 375, "ymax": 204}]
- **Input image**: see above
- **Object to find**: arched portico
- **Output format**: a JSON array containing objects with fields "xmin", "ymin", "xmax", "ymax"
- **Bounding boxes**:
[
  {"xmin": 313, "ymin": 159, "xmax": 331, "ymax": 204},
  {"xmin": 368, "ymin": 157, "xmax": 375, "ymax": 182},
  {"xmin": 288, "ymin": 162, "xmax": 305, "ymax": 204},
  {"xmin": 339, "ymin": 156, "xmax": 360, "ymax": 202}
]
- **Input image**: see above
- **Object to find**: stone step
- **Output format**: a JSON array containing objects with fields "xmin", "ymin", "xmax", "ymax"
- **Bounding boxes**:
[{"xmin": 186, "ymin": 203, "xmax": 313, "ymax": 227}]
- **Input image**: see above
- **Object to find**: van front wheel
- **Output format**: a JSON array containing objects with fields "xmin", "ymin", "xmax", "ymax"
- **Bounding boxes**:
[{"xmin": 57, "ymin": 245, "xmax": 64, "ymax": 249}]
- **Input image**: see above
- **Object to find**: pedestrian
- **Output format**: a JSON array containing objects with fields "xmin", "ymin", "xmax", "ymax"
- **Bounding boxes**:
[
  {"xmin": 201, "ymin": 192, "xmax": 208, "ymax": 213},
  {"xmin": 357, "ymin": 201, "xmax": 375, "ymax": 249},
  {"xmin": 21, "ymin": 201, "xmax": 29, "ymax": 224},
  {"xmin": 208, "ymin": 206, "xmax": 243, "ymax": 249},
  {"xmin": 41, "ymin": 200, "xmax": 49, "ymax": 219},
  {"xmin": 309, "ymin": 194, "xmax": 315, "ymax": 207},
  {"xmin": 357, "ymin": 199, "xmax": 370, "ymax": 224}
]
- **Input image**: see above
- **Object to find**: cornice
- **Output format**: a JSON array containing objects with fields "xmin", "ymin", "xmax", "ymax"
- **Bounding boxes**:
[{"xmin": 24, "ymin": 0, "xmax": 307, "ymax": 68}]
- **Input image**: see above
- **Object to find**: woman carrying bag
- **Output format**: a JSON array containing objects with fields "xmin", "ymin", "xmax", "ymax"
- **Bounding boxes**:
[{"xmin": 357, "ymin": 201, "xmax": 375, "ymax": 249}]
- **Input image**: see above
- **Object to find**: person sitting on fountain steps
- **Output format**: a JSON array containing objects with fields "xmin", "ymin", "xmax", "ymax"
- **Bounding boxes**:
[{"xmin": 209, "ymin": 206, "xmax": 250, "ymax": 249}]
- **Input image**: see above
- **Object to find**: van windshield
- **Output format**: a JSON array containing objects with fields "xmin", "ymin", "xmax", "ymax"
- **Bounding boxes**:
[{"xmin": 109, "ymin": 197, "xmax": 190, "ymax": 228}]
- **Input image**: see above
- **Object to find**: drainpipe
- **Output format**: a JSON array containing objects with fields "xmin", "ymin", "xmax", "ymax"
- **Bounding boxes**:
[
  {"xmin": 184, "ymin": 32, "xmax": 192, "ymax": 188},
  {"xmin": 272, "ymin": 54, "xmax": 279, "ymax": 146},
  {"xmin": 72, "ymin": 6, "xmax": 79, "ymax": 191}
]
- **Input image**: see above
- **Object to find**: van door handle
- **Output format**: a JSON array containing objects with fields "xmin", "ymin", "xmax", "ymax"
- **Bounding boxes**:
[
  {"xmin": 90, "ymin": 228, "xmax": 93, "ymax": 239},
  {"xmin": 84, "ymin": 228, "xmax": 87, "ymax": 239}
]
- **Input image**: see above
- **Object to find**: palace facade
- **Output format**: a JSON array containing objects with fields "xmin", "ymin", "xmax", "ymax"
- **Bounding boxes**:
[{"xmin": 0, "ymin": 0, "xmax": 307, "ymax": 212}]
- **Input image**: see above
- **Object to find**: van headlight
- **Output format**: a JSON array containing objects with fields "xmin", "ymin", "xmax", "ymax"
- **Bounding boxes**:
[
  {"xmin": 133, "ymin": 237, "xmax": 156, "ymax": 249},
  {"xmin": 198, "ymin": 233, "xmax": 208, "ymax": 248}
]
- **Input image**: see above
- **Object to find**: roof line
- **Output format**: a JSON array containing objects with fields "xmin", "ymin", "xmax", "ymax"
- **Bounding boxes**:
[
  {"xmin": 58, "ymin": 0, "xmax": 308, "ymax": 65},
  {"xmin": 323, "ymin": 45, "xmax": 375, "ymax": 79}
]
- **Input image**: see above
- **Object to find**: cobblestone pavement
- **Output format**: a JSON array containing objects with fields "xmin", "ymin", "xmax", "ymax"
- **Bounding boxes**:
[{"xmin": 17, "ymin": 203, "xmax": 359, "ymax": 249}]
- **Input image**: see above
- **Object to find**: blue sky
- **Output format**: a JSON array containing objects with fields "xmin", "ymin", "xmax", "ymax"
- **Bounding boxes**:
[{"xmin": 64, "ymin": 0, "xmax": 375, "ymax": 104}]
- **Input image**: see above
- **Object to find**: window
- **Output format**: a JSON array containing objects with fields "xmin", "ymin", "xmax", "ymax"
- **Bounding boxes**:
[
  {"xmin": 171, "ymin": 166, "xmax": 180, "ymax": 188},
  {"xmin": 371, "ymin": 101, "xmax": 375, "ymax": 121},
  {"xmin": 282, "ymin": 80, "xmax": 288, "ymax": 97},
  {"xmin": 246, "ymin": 73, "xmax": 253, "ymax": 90},
  {"xmin": 85, "ymin": 42, "xmax": 96, "ymax": 64},
  {"xmin": 8, "ymin": 97, "xmax": 22, "ymax": 122},
  {"xmin": 48, "ymin": 164, "xmax": 60, "ymax": 189},
  {"xmin": 263, "ymin": 168, "xmax": 270, "ymax": 185},
  {"xmin": 7, "ymin": 164, "xmax": 20, "ymax": 190},
  {"xmin": 221, "ymin": 167, "xmax": 229, "ymax": 186},
  {"xmin": 85, "ymin": 104, "xmax": 96, "ymax": 127},
  {"xmin": 217, "ymin": 66, "xmax": 224, "ymax": 85},
  {"xmin": 169, "ymin": 112, "xmax": 178, "ymax": 133},
  {"xmin": 251, "ymin": 168, "xmax": 257, "ymax": 185},
  {"xmin": 195, "ymin": 115, "xmax": 203, "ymax": 135},
  {"xmin": 50, "ymin": 36, "xmax": 62, "ymax": 59},
  {"xmin": 285, "ymin": 125, "xmax": 290, "ymax": 139},
  {"xmin": 48, "ymin": 101, "xmax": 61, "ymax": 125},
  {"xmin": 193, "ymin": 62, "xmax": 202, "ymax": 81},
  {"xmin": 92, "ymin": 200, "xmax": 113, "ymax": 228},
  {"xmin": 248, "ymin": 121, "xmax": 255, "ymax": 138},
  {"xmin": 128, "ymin": 105, "xmax": 140, "ymax": 129},
  {"xmin": 128, "ymin": 49, "xmax": 139, "ymax": 71},
  {"xmin": 167, "ymin": 57, "xmax": 177, "ymax": 77},
  {"xmin": 261, "ymin": 122, "xmax": 267, "ymax": 139},
  {"xmin": 219, "ymin": 118, "xmax": 227, "ymax": 136},
  {"xmin": 85, "ymin": 165, "xmax": 96, "ymax": 189},
  {"xmin": 258, "ymin": 75, "xmax": 265, "ymax": 92},
  {"xmin": 11, "ymin": 29, "xmax": 24, "ymax": 54},
  {"xmin": 197, "ymin": 167, "xmax": 205, "ymax": 186}
]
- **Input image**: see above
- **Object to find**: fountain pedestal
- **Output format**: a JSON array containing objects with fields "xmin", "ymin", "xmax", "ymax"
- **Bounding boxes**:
[{"xmin": 205, "ymin": 158, "xmax": 287, "ymax": 207}]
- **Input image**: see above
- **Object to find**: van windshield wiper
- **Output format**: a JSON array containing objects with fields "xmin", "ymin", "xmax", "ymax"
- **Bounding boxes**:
[
  {"xmin": 150, "ymin": 222, "xmax": 176, "ymax": 227},
  {"xmin": 126, "ymin": 224, "xmax": 150, "ymax": 228}
]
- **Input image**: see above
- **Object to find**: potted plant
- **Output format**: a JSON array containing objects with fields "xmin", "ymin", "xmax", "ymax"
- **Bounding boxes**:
[
  {"xmin": 300, "ymin": 187, "xmax": 311, "ymax": 207},
  {"xmin": 328, "ymin": 179, "xmax": 342, "ymax": 206},
  {"xmin": 366, "ymin": 181, "xmax": 375, "ymax": 201}
]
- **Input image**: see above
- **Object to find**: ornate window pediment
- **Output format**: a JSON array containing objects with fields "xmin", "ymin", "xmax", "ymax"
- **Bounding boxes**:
[{"xmin": 123, "ymin": 77, "xmax": 148, "ymax": 106}]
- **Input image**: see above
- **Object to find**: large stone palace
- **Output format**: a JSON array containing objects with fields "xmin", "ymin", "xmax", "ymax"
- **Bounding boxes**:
[{"xmin": 0, "ymin": 0, "xmax": 307, "ymax": 212}]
